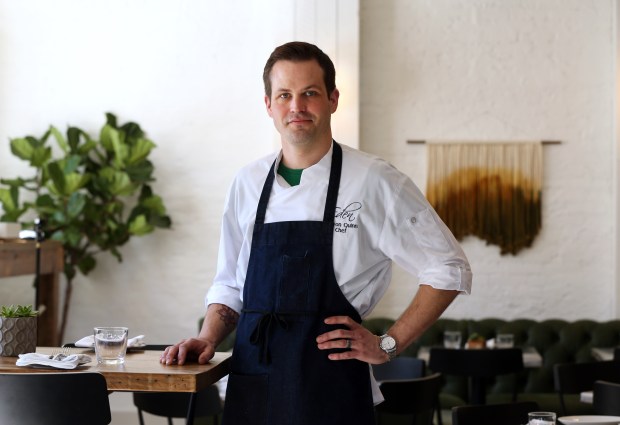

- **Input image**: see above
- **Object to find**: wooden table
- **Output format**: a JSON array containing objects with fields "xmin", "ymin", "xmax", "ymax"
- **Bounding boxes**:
[
  {"xmin": 418, "ymin": 346, "xmax": 543, "ymax": 368},
  {"xmin": 0, "ymin": 347, "xmax": 232, "ymax": 424},
  {"xmin": 0, "ymin": 239, "xmax": 63, "ymax": 346}
]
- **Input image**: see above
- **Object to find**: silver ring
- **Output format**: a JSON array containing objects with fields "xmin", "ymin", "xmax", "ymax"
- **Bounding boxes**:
[{"xmin": 345, "ymin": 339, "xmax": 352, "ymax": 350}]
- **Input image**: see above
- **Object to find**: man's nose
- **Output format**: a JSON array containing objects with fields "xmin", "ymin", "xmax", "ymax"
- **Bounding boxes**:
[{"xmin": 290, "ymin": 95, "xmax": 307, "ymax": 113}]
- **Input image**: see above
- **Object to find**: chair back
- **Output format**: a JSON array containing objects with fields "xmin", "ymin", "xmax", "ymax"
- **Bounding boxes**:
[
  {"xmin": 451, "ymin": 401, "xmax": 539, "ymax": 425},
  {"xmin": 133, "ymin": 385, "xmax": 222, "ymax": 417},
  {"xmin": 593, "ymin": 380, "xmax": 620, "ymax": 416},
  {"xmin": 372, "ymin": 357, "xmax": 425, "ymax": 382},
  {"xmin": 376, "ymin": 372, "xmax": 442, "ymax": 425},
  {"xmin": 553, "ymin": 360, "xmax": 620, "ymax": 415},
  {"xmin": 429, "ymin": 347, "xmax": 524, "ymax": 378},
  {"xmin": 0, "ymin": 372, "xmax": 111, "ymax": 425}
]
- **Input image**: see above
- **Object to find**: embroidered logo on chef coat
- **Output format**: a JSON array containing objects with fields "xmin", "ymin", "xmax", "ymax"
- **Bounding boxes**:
[{"xmin": 334, "ymin": 202, "xmax": 361, "ymax": 234}]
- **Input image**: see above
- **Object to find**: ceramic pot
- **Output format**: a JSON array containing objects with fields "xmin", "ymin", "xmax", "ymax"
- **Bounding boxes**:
[{"xmin": 0, "ymin": 317, "xmax": 37, "ymax": 356}]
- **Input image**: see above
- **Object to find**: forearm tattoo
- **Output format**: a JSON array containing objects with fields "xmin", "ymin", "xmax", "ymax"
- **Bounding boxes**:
[{"xmin": 217, "ymin": 305, "xmax": 239, "ymax": 330}]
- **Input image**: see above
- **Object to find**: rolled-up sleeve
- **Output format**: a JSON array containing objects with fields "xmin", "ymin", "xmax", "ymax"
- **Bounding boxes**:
[
  {"xmin": 205, "ymin": 181, "xmax": 245, "ymax": 314},
  {"xmin": 379, "ymin": 175, "xmax": 472, "ymax": 294}
]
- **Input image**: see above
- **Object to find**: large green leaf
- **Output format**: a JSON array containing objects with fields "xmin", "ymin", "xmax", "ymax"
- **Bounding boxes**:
[
  {"xmin": 67, "ymin": 192, "xmax": 86, "ymax": 218},
  {"xmin": 126, "ymin": 161, "xmax": 154, "ymax": 184},
  {"xmin": 127, "ymin": 138, "xmax": 155, "ymax": 165},
  {"xmin": 128, "ymin": 214, "xmax": 153, "ymax": 235},
  {"xmin": 100, "ymin": 124, "xmax": 127, "ymax": 168},
  {"xmin": 77, "ymin": 139, "xmax": 97, "ymax": 155},
  {"xmin": 46, "ymin": 162, "xmax": 66, "ymax": 194},
  {"xmin": 67, "ymin": 127, "xmax": 82, "ymax": 151},
  {"xmin": 30, "ymin": 146, "xmax": 52, "ymax": 167},
  {"xmin": 98, "ymin": 168, "xmax": 136, "ymax": 196},
  {"xmin": 34, "ymin": 194, "xmax": 58, "ymax": 215},
  {"xmin": 63, "ymin": 226, "xmax": 82, "ymax": 248},
  {"xmin": 120, "ymin": 121, "xmax": 144, "ymax": 140},
  {"xmin": 63, "ymin": 155, "xmax": 82, "ymax": 174},
  {"xmin": 64, "ymin": 173, "xmax": 90, "ymax": 195},
  {"xmin": 0, "ymin": 187, "xmax": 17, "ymax": 211},
  {"xmin": 140, "ymin": 195, "xmax": 167, "ymax": 215},
  {"xmin": 46, "ymin": 161, "xmax": 90, "ymax": 196},
  {"xmin": 10, "ymin": 138, "xmax": 34, "ymax": 160},
  {"xmin": 105, "ymin": 112, "xmax": 118, "ymax": 128},
  {"xmin": 50, "ymin": 126, "xmax": 69, "ymax": 153}
]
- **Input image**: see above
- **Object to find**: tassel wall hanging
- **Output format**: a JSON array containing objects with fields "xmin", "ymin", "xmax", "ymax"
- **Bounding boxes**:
[{"xmin": 426, "ymin": 142, "xmax": 543, "ymax": 255}]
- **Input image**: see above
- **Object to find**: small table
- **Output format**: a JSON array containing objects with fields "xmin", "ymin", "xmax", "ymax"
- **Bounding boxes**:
[
  {"xmin": 591, "ymin": 347, "xmax": 615, "ymax": 362},
  {"xmin": 426, "ymin": 347, "xmax": 528, "ymax": 405},
  {"xmin": 418, "ymin": 346, "xmax": 543, "ymax": 368},
  {"xmin": 0, "ymin": 347, "xmax": 232, "ymax": 424},
  {"xmin": 0, "ymin": 239, "xmax": 63, "ymax": 346}
]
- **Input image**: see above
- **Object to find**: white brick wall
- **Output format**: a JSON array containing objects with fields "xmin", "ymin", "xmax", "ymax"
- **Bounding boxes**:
[{"xmin": 361, "ymin": 0, "xmax": 619, "ymax": 321}]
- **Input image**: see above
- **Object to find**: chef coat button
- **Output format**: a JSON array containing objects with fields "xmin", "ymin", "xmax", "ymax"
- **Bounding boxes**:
[{"xmin": 410, "ymin": 217, "xmax": 417, "ymax": 224}]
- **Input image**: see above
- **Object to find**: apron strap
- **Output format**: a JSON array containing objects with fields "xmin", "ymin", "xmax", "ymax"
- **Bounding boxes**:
[
  {"xmin": 323, "ymin": 141, "xmax": 342, "ymax": 223},
  {"xmin": 254, "ymin": 161, "xmax": 276, "ymax": 227}
]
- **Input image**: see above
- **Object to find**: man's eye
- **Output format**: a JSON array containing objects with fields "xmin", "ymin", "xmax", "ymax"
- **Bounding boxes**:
[
  {"xmin": 279, "ymin": 93, "xmax": 290, "ymax": 99},
  {"xmin": 304, "ymin": 91, "xmax": 317, "ymax": 96}
]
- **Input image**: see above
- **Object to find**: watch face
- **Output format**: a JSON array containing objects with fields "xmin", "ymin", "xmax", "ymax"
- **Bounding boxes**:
[{"xmin": 381, "ymin": 336, "xmax": 396, "ymax": 351}]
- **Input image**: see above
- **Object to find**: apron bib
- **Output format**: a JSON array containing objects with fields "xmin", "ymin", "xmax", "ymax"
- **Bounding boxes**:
[{"xmin": 222, "ymin": 142, "xmax": 374, "ymax": 425}]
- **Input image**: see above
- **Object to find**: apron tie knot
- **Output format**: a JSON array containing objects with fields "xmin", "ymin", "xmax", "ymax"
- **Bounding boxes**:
[{"xmin": 248, "ymin": 311, "xmax": 290, "ymax": 364}]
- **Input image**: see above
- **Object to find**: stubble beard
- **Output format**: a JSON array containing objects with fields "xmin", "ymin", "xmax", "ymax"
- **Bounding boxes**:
[{"xmin": 282, "ymin": 114, "xmax": 329, "ymax": 148}]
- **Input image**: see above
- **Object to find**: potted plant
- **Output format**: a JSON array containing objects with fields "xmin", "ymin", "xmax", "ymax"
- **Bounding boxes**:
[
  {"xmin": 465, "ymin": 332, "xmax": 487, "ymax": 349},
  {"xmin": 0, "ymin": 113, "xmax": 172, "ymax": 343},
  {"xmin": 0, "ymin": 305, "xmax": 37, "ymax": 356}
]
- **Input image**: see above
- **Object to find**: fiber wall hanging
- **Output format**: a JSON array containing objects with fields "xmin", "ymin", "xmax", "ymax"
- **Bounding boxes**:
[{"xmin": 425, "ymin": 142, "xmax": 543, "ymax": 255}]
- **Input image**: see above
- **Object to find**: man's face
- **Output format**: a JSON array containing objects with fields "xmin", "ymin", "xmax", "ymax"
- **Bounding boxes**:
[{"xmin": 265, "ymin": 60, "xmax": 339, "ymax": 148}]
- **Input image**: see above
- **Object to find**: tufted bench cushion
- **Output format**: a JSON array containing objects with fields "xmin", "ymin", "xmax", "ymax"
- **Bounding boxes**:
[{"xmin": 362, "ymin": 317, "xmax": 620, "ymax": 416}]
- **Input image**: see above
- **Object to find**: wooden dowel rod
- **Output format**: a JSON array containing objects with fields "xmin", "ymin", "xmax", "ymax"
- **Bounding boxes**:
[{"xmin": 406, "ymin": 140, "xmax": 562, "ymax": 145}]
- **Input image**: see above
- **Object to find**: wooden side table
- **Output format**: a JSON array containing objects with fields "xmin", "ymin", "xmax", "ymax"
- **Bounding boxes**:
[{"xmin": 0, "ymin": 239, "xmax": 63, "ymax": 346}]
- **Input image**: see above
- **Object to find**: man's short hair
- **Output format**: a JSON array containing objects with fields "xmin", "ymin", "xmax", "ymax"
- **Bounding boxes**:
[{"xmin": 263, "ymin": 41, "xmax": 336, "ymax": 98}]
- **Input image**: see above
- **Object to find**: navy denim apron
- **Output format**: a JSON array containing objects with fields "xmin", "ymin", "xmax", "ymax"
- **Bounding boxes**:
[{"xmin": 222, "ymin": 142, "xmax": 374, "ymax": 425}]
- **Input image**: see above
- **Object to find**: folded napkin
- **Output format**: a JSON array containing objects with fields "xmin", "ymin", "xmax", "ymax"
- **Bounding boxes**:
[
  {"xmin": 16, "ymin": 353, "xmax": 92, "ymax": 369},
  {"xmin": 75, "ymin": 334, "xmax": 146, "ymax": 348}
]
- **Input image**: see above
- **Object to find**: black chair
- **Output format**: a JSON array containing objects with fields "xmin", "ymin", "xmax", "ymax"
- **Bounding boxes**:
[
  {"xmin": 593, "ymin": 380, "xmax": 620, "ymax": 416},
  {"xmin": 375, "ymin": 372, "xmax": 443, "ymax": 425},
  {"xmin": 131, "ymin": 345, "xmax": 223, "ymax": 425},
  {"xmin": 553, "ymin": 360, "xmax": 620, "ymax": 416},
  {"xmin": 372, "ymin": 358, "xmax": 442, "ymax": 425},
  {"xmin": 133, "ymin": 385, "xmax": 222, "ymax": 425},
  {"xmin": 429, "ymin": 347, "xmax": 524, "ymax": 405},
  {"xmin": 451, "ymin": 401, "xmax": 539, "ymax": 425},
  {"xmin": 0, "ymin": 372, "xmax": 111, "ymax": 425},
  {"xmin": 372, "ymin": 356, "xmax": 426, "ymax": 382}
]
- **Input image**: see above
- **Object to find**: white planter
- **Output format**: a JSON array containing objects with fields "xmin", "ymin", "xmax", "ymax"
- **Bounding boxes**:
[{"xmin": 0, "ymin": 317, "xmax": 37, "ymax": 356}]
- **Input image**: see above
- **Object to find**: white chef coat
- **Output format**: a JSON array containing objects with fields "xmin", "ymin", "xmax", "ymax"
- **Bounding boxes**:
[{"xmin": 206, "ymin": 143, "xmax": 472, "ymax": 315}]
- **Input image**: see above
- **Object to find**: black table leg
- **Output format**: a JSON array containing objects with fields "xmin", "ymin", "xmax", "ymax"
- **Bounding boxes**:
[{"xmin": 186, "ymin": 392, "xmax": 197, "ymax": 425}]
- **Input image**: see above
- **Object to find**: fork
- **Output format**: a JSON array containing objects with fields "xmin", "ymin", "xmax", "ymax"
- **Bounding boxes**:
[{"xmin": 49, "ymin": 346, "xmax": 69, "ymax": 360}]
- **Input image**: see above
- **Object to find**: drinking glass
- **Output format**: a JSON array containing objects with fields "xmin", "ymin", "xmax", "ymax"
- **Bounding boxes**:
[
  {"xmin": 443, "ymin": 331, "xmax": 462, "ymax": 349},
  {"xmin": 496, "ymin": 333, "xmax": 514, "ymax": 348},
  {"xmin": 94, "ymin": 327, "xmax": 128, "ymax": 365},
  {"xmin": 528, "ymin": 411, "xmax": 556, "ymax": 424}
]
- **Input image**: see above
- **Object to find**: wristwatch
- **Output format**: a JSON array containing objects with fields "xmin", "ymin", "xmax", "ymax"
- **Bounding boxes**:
[{"xmin": 379, "ymin": 334, "xmax": 397, "ymax": 361}]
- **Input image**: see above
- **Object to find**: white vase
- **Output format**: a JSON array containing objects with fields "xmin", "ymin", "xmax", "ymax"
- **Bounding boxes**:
[{"xmin": 0, "ymin": 317, "xmax": 37, "ymax": 356}]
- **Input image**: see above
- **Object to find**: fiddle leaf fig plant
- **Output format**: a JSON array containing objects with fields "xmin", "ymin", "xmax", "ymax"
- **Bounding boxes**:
[{"xmin": 0, "ymin": 113, "xmax": 172, "ymax": 343}]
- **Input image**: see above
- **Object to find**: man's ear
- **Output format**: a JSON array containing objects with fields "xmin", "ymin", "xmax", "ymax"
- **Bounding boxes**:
[
  {"xmin": 264, "ymin": 95, "xmax": 273, "ymax": 117},
  {"xmin": 330, "ymin": 88, "xmax": 340, "ymax": 113}
]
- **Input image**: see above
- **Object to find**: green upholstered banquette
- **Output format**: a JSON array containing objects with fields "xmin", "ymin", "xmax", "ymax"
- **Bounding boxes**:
[{"xmin": 362, "ymin": 317, "xmax": 620, "ymax": 416}]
